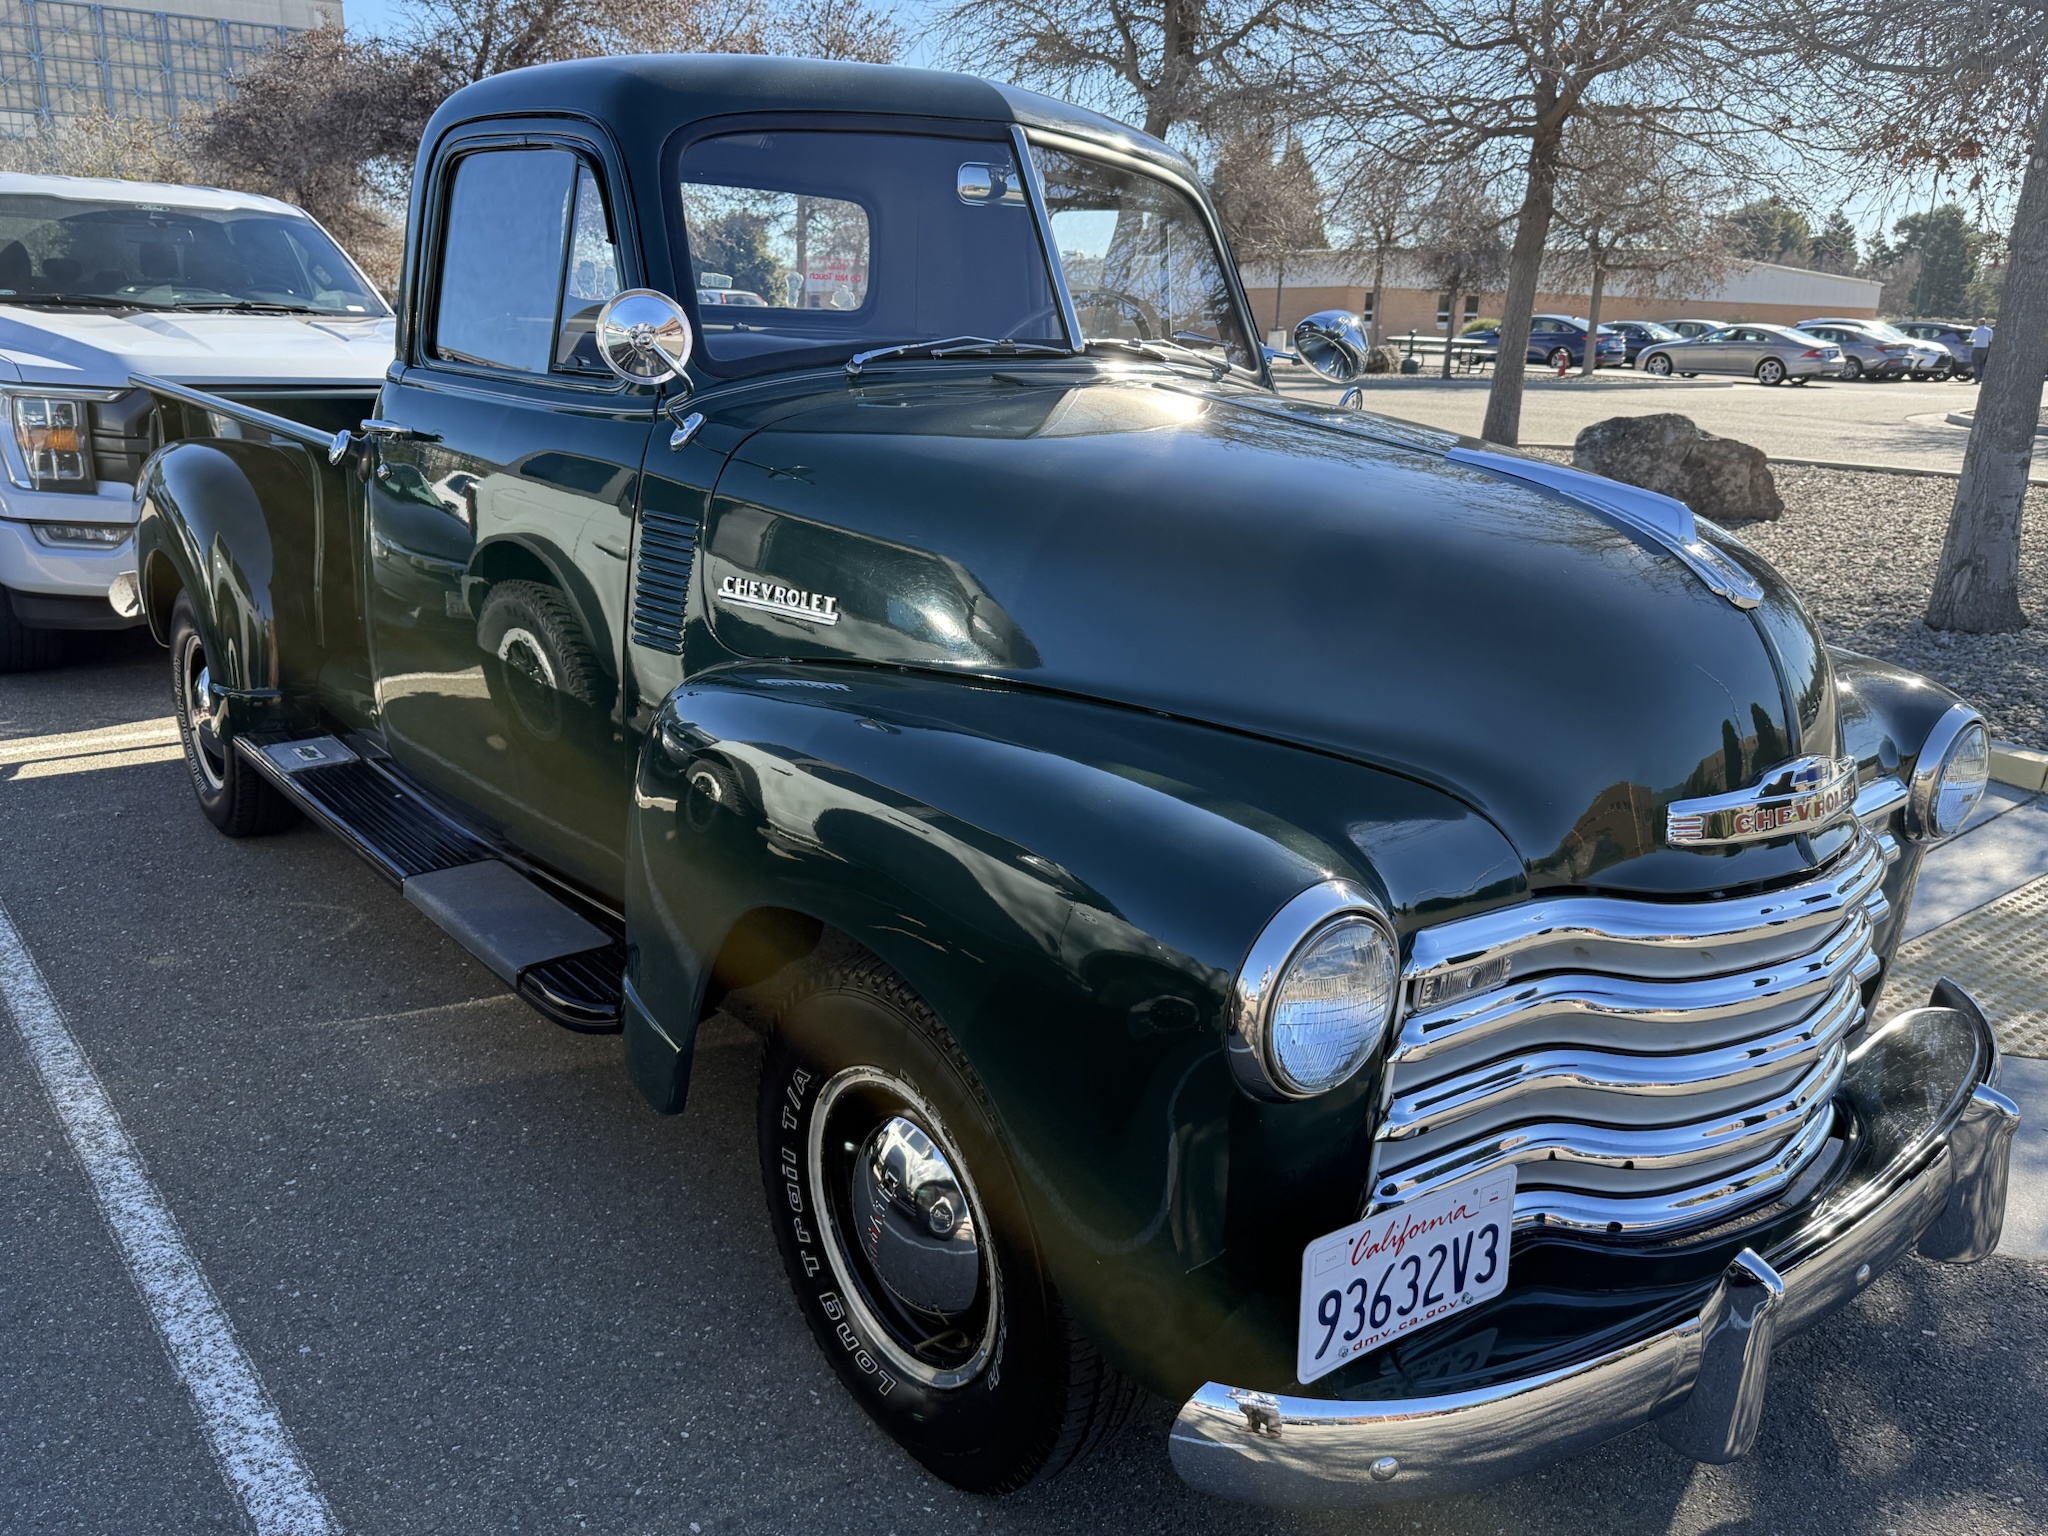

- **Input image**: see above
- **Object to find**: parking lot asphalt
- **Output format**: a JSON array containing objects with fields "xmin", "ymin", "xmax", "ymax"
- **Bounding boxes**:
[
  {"xmin": 5, "ymin": 631, "xmax": 2048, "ymax": 1536},
  {"xmin": 1274, "ymin": 370, "xmax": 2019, "ymax": 479}
]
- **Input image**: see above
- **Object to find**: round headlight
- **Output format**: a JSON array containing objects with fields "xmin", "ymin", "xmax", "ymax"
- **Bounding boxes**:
[
  {"xmin": 1908, "ymin": 706, "xmax": 1991, "ymax": 840},
  {"xmin": 1231, "ymin": 882, "xmax": 1400, "ymax": 1100}
]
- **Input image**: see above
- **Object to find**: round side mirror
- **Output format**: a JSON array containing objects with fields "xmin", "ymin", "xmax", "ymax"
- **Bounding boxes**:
[
  {"xmin": 1293, "ymin": 310, "xmax": 1370, "ymax": 382},
  {"xmin": 595, "ymin": 288, "xmax": 694, "ymax": 384}
]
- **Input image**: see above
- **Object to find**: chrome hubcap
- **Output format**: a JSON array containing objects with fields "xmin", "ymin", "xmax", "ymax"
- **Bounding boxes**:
[
  {"xmin": 181, "ymin": 637, "xmax": 225, "ymax": 790},
  {"xmin": 809, "ymin": 1067, "xmax": 1000, "ymax": 1389}
]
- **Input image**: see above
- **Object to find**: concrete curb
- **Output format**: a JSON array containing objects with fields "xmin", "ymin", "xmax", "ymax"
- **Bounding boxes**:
[
  {"xmin": 1520, "ymin": 446, "xmax": 2048, "ymax": 486},
  {"xmin": 1994, "ymin": 742, "xmax": 2048, "ymax": 792}
]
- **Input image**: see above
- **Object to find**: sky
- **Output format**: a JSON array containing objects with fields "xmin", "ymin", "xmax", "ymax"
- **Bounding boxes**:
[{"xmin": 331, "ymin": 0, "xmax": 1975, "ymax": 251}]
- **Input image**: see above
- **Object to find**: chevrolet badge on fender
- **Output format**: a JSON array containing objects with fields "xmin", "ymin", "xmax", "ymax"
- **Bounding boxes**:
[{"xmin": 717, "ymin": 575, "xmax": 841, "ymax": 625}]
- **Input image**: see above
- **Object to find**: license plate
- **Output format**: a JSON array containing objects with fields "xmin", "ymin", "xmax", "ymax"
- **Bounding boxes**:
[{"xmin": 1296, "ymin": 1169, "xmax": 1514, "ymax": 1385}]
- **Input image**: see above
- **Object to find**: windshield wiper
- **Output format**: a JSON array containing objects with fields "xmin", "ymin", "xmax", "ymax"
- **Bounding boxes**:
[
  {"xmin": 4, "ymin": 293, "xmax": 179, "ymax": 311},
  {"xmin": 1083, "ymin": 335, "xmax": 1235, "ymax": 380},
  {"xmin": 845, "ymin": 335, "xmax": 1073, "ymax": 377},
  {"xmin": 173, "ymin": 300, "xmax": 328, "ymax": 314}
]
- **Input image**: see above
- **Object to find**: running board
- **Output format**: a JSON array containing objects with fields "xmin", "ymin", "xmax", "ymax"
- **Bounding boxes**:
[{"xmin": 237, "ymin": 735, "xmax": 624, "ymax": 1032}]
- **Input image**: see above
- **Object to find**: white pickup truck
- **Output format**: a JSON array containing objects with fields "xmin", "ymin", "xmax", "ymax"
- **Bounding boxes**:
[{"xmin": 0, "ymin": 172, "xmax": 392, "ymax": 669}]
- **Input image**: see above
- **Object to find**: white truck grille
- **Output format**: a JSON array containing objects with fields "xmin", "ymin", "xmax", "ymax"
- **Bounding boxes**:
[{"xmin": 1375, "ymin": 835, "xmax": 1889, "ymax": 1236}]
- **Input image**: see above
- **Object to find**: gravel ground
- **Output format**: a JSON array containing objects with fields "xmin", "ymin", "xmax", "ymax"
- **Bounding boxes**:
[
  {"xmin": 1735, "ymin": 468, "xmax": 2048, "ymax": 752},
  {"xmin": 1527, "ymin": 453, "xmax": 2048, "ymax": 751}
]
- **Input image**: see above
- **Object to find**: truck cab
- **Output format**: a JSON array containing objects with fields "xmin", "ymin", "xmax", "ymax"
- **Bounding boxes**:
[{"xmin": 131, "ymin": 55, "xmax": 2016, "ymax": 1508}]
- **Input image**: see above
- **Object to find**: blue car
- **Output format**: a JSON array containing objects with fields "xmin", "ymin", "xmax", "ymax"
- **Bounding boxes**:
[{"xmin": 1462, "ymin": 313, "xmax": 1627, "ymax": 369}]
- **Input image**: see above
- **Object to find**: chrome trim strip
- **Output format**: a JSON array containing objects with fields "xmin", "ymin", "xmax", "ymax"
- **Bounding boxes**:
[
  {"xmin": 1373, "ymin": 1047, "xmax": 1844, "ymax": 1210},
  {"xmin": 1385, "ymin": 979, "xmax": 1863, "ymax": 1136},
  {"xmin": 1167, "ymin": 994, "xmax": 2010, "ymax": 1507},
  {"xmin": 1228, "ymin": 880, "xmax": 1397, "ymax": 1101},
  {"xmin": 1398, "ymin": 914, "xmax": 1869, "ymax": 1069},
  {"xmin": 1446, "ymin": 446, "xmax": 1765, "ymax": 610},
  {"xmin": 1010, "ymin": 125, "xmax": 1085, "ymax": 354},
  {"xmin": 1906, "ymin": 701, "xmax": 1988, "ymax": 841},
  {"xmin": 1406, "ymin": 835, "xmax": 1884, "ymax": 981},
  {"xmin": 1853, "ymin": 774, "xmax": 1909, "ymax": 825}
]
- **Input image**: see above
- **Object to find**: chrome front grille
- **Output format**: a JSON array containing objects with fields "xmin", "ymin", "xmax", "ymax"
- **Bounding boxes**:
[{"xmin": 1374, "ymin": 834, "xmax": 1890, "ymax": 1236}]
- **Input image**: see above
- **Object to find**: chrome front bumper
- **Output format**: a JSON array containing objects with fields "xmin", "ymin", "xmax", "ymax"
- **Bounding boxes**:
[{"xmin": 1169, "ymin": 985, "xmax": 2018, "ymax": 1507}]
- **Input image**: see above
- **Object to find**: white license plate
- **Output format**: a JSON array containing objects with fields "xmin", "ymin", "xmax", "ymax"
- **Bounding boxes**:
[{"xmin": 1296, "ymin": 1169, "xmax": 1514, "ymax": 1385}]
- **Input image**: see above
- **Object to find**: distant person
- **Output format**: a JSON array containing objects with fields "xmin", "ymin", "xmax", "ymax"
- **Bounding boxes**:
[{"xmin": 1971, "ymin": 318, "xmax": 1993, "ymax": 381}]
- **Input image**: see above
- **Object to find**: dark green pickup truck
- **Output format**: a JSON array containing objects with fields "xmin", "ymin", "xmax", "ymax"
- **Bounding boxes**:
[{"xmin": 133, "ymin": 53, "xmax": 2016, "ymax": 1507}]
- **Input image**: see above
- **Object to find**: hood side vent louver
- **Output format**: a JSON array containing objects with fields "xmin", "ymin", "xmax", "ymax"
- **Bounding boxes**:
[{"xmin": 630, "ymin": 505, "xmax": 699, "ymax": 655}]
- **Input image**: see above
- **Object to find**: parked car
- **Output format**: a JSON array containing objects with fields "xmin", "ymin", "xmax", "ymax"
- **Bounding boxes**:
[
  {"xmin": 1637, "ymin": 323, "xmax": 1842, "ymax": 384},
  {"xmin": 0, "ymin": 172, "xmax": 392, "ymax": 671},
  {"xmin": 1895, "ymin": 320, "xmax": 1973, "ymax": 376},
  {"xmin": 1795, "ymin": 321, "xmax": 1923, "ymax": 381},
  {"xmin": 699, "ymin": 287, "xmax": 770, "ymax": 306},
  {"xmin": 1459, "ymin": 313, "xmax": 1626, "ymax": 369},
  {"xmin": 1657, "ymin": 317, "xmax": 1724, "ymax": 339},
  {"xmin": 130, "ymin": 55, "xmax": 2013, "ymax": 1510},
  {"xmin": 1797, "ymin": 318, "xmax": 1951, "ymax": 379},
  {"xmin": 1603, "ymin": 319, "xmax": 1685, "ymax": 365}
]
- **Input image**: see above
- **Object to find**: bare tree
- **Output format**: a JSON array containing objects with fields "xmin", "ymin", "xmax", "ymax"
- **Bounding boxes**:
[
  {"xmin": 1551, "ymin": 120, "xmax": 1731, "ymax": 376},
  {"xmin": 1212, "ymin": 131, "xmax": 1328, "ymax": 333},
  {"xmin": 1327, "ymin": 0, "xmax": 1752, "ymax": 444},
  {"xmin": 0, "ymin": 107, "xmax": 198, "ymax": 183},
  {"xmin": 1775, "ymin": 0, "xmax": 2048, "ymax": 632},
  {"xmin": 1413, "ymin": 167, "xmax": 1507, "ymax": 378},
  {"xmin": 944, "ymin": 0, "xmax": 1314, "ymax": 141},
  {"xmin": 1332, "ymin": 153, "xmax": 1427, "ymax": 346}
]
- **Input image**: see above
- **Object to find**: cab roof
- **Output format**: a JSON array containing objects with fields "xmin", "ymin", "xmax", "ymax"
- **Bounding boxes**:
[{"xmin": 425, "ymin": 54, "xmax": 1191, "ymax": 177}]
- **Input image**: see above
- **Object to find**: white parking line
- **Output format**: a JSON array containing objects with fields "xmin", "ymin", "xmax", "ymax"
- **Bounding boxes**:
[{"xmin": 0, "ymin": 897, "xmax": 342, "ymax": 1535}]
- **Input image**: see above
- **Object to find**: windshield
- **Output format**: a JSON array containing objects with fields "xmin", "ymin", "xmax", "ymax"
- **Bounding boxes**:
[
  {"xmin": 678, "ymin": 130, "xmax": 1065, "ymax": 367},
  {"xmin": 674, "ymin": 129, "xmax": 1254, "ymax": 374},
  {"xmin": 0, "ymin": 194, "xmax": 383, "ymax": 314},
  {"xmin": 1029, "ymin": 145, "xmax": 1254, "ymax": 370}
]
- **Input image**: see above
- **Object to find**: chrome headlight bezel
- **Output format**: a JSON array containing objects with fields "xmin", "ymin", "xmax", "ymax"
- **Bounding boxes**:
[
  {"xmin": 1228, "ymin": 880, "xmax": 1401, "ymax": 1101},
  {"xmin": 1906, "ymin": 702, "xmax": 1991, "ymax": 841}
]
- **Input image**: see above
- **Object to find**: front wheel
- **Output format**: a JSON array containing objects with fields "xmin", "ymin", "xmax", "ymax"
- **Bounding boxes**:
[
  {"xmin": 758, "ymin": 951, "xmax": 1136, "ymax": 1493},
  {"xmin": 1644, "ymin": 353, "xmax": 1674, "ymax": 377},
  {"xmin": 170, "ymin": 591, "xmax": 297, "ymax": 836},
  {"xmin": 1756, "ymin": 357, "xmax": 1786, "ymax": 386}
]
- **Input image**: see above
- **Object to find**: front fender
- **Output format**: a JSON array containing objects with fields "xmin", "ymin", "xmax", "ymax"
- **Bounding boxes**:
[
  {"xmin": 624, "ymin": 662, "xmax": 1523, "ymax": 1398},
  {"xmin": 136, "ymin": 439, "xmax": 325, "ymax": 734}
]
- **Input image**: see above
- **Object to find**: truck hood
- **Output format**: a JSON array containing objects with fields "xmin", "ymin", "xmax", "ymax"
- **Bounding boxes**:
[
  {"xmin": 0, "ymin": 305, "xmax": 393, "ymax": 388},
  {"xmin": 700, "ymin": 373, "xmax": 1841, "ymax": 895}
]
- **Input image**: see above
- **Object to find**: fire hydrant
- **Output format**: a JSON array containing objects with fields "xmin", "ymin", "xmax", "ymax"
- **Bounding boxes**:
[{"xmin": 1556, "ymin": 352, "xmax": 1570, "ymax": 378}]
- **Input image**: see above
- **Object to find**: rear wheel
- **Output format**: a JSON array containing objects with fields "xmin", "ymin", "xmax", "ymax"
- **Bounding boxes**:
[
  {"xmin": 0, "ymin": 587, "xmax": 62, "ymax": 672},
  {"xmin": 758, "ymin": 950, "xmax": 1136, "ymax": 1493},
  {"xmin": 1841, "ymin": 356, "xmax": 1863, "ymax": 381},
  {"xmin": 1756, "ymin": 357, "xmax": 1786, "ymax": 386},
  {"xmin": 1644, "ymin": 353, "xmax": 1674, "ymax": 378},
  {"xmin": 170, "ymin": 591, "xmax": 297, "ymax": 836},
  {"xmin": 1546, "ymin": 346, "xmax": 1573, "ymax": 370}
]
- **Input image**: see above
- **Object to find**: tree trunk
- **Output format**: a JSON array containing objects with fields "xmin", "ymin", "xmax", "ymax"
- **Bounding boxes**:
[
  {"xmin": 1481, "ymin": 134, "xmax": 1563, "ymax": 446},
  {"xmin": 1581, "ymin": 262, "xmax": 1605, "ymax": 380},
  {"xmin": 1370, "ymin": 247, "xmax": 1386, "ymax": 348},
  {"xmin": 1926, "ymin": 90, "xmax": 2048, "ymax": 633}
]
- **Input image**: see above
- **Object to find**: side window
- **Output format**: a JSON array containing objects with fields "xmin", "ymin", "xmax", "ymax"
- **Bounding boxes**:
[
  {"xmin": 433, "ymin": 147, "xmax": 577, "ymax": 373},
  {"xmin": 557, "ymin": 165, "xmax": 623, "ymax": 371}
]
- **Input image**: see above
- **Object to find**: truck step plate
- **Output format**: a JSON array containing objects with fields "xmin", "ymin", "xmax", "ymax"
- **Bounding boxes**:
[{"xmin": 236, "ymin": 737, "xmax": 623, "ymax": 1031}]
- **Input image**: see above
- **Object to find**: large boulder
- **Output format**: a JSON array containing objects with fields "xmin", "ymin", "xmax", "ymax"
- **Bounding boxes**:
[
  {"xmin": 1572, "ymin": 413, "xmax": 1784, "ymax": 523},
  {"xmin": 1364, "ymin": 344, "xmax": 1403, "ymax": 374}
]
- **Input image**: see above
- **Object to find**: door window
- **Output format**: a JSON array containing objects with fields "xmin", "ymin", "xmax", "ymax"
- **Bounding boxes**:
[
  {"xmin": 557, "ymin": 165, "xmax": 624, "ymax": 371},
  {"xmin": 434, "ymin": 148, "xmax": 578, "ymax": 373}
]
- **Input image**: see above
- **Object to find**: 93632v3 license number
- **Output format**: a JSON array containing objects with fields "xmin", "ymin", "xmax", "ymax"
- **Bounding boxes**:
[{"xmin": 1296, "ymin": 1169, "xmax": 1514, "ymax": 1385}]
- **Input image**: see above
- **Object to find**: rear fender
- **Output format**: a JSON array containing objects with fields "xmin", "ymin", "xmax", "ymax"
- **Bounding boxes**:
[
  {"xmin": 136, "ymin": 438, "xmax": 328, "ymax": 736},
  {"xmin": 624, "ymin": 662, "xmax": 1523, "ymax": 1397}
]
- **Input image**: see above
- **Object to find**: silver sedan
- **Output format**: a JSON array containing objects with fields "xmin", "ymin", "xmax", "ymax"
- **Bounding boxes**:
[{"xmin": 1637, "ymin": 323, "xmax": 1843, "ymax": 385}]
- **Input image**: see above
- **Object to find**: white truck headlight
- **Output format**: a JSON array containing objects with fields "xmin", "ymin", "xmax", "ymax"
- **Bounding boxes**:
[
  {"xmin": 10, "ymin": 395, "xmax": 92, "ymax": 487},
  {"xmin": 1907, "ymin": 705, "xmax": 1990, "ymax": 840},
  {"xmin": 1230, "ymin": 882, "xmax": 1400, "ymax": 1100}
]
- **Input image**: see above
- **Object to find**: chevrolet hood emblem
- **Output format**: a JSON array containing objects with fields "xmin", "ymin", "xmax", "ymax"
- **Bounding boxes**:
[{"xmin": 1666, "ymin": 755, "xmax": 1859, "ymax": 847}]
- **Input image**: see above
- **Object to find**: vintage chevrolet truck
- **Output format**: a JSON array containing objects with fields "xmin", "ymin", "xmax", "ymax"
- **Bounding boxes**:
[{"xmin": 132, "ymin": 55, "xmax": 2017, "ymax": 1506}]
